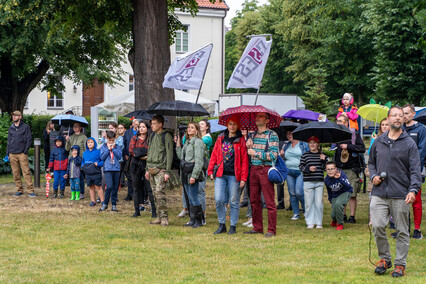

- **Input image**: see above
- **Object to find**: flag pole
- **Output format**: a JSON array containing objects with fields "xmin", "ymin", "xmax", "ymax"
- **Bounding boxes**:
[
  {"xmin": 195, "ymin": 44, "xmax": 213, "ymax": 105},
  {"xmin": 254, "ymin": 84, "xmax": 261, "ymax": 106}
]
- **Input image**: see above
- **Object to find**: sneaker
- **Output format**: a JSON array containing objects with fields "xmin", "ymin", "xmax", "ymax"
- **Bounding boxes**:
[
  {"xmin": 374, "ymin": 259, "xmax": 392, "ymax": 275},
  {"xmin": 331, "ymin": 221, "xmax": 337, "ymax": 227},
  {"xmin": 316, "ymin": 225, "xmax": 323, "ymax": 229},
  {"xmin": 89, "ymin": 201, "xmax": 96, "ymax": 207},
  {"xmin": 291, "ymin": 214, "xmax": 300, "ymax": 220},
  {"xmin": 243, "ymin": 218, "xmax": 253, "ymax": 226},
  {"xmin": 348, "ymin": 216, "xmax": 356, "ymax": 223},
  {"xmin": 139, "ymin": 205, "xmax": 146, "ymax": 212},
  {"xmin": 13, "ymin": 192, "xmax": 23, "ymax": 196},
  {"xmin": 177, "ymin": 209, "xmax": 189, "ymax": 218},
  {"xmin": 412, "ymin": 229, "xmax": 423, "ymax": 239},
  {"xmin": 28, "ymin": 193, "xmax": 36, "ymax": 198},
  {"xmin": 247, "ymin": 223, "xmax": 253, "ymax": 228},
  {"xmin": 98, "ymin": 204, "xmax": 107, "ymax": 212},
  {"xmin": 391, "ymin": 266, "xmax": 405, "ymax": 277},
  {"xmin": 111, "ymin": 205, "xmax": 118, "ymax": 212},
  {"xmin": 307, "ymin": 224, "xmax": 314, "ymax": 229},
  {"xmin": 336, "ymin": 224, "xmax": 344, "ymax": 230},
  {"xmin": 96, "ymin": 197, "xmax": 101, "ymax": 203},
  {"xmin": 80, "ymin": 193, "xmax": 85, "ymax": 199}
]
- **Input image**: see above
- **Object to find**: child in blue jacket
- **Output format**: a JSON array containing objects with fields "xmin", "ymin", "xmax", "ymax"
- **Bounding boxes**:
[
  {"xmin": 324, "ymin": 161, "xmax": 353, "ymax": 230},
  {"xmin": 64, "ymin": 145, "xmax": 82, "ymax": 201},
  {"xmin": 82, "ymin": 137, "xmax": 104, "ymax": 207},
  {"xmin": 99, "ymin": 131, "xmax": 122, "ymax": 212},
  {"xmin": 47, "ymin": 136, "xmax": 68, "ymax": 199}
]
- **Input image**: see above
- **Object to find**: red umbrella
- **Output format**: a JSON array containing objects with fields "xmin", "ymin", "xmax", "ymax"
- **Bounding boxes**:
[{"xmin": 219, "ymin": 105, "xmax": 282, "ymax": 130}]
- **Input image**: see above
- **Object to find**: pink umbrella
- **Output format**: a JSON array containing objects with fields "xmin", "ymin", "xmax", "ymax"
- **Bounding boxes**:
[{"xmin": 219, "ymin": 105, "xmax": 282, "ymax": 130}]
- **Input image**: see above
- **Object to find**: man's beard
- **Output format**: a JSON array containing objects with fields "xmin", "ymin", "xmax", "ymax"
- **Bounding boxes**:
[{"xmin": 390, "ymin": 123, "xmax": 402, "ymax": 130}]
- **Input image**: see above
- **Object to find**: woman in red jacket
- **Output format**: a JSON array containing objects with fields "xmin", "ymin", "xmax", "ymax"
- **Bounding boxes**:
[{"xmin": 208, "ymin": 118, "xmax": 249, "ymax": 235}]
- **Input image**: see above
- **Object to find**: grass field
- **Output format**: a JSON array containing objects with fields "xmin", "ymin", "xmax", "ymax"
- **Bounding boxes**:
[{"xmin": 0, "ymin": 177, "xmax": 424, "ymax": 283}]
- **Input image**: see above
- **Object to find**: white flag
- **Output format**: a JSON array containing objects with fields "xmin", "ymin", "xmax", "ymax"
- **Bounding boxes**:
[
  {"xmin": 227, "ymin": 36, "xmax": 272, "ymax": 89},
  {"xmin": 163, "ymin": 44, "xmax": 213, "ymax": 90}
]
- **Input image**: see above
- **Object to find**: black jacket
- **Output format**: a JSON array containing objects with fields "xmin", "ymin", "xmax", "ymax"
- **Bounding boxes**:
[
  {"xmin": 6, "ymin": 121, "xmax": 32, "ymax": 155},
  {"xmin": 368, "ymin": 131, "xmax": 422, "ymax": 199},
  {"xmin": 122, "ymin": 128, "xmax": 137, "ymax": 157},
  {"xmin": 334, "ymin": 131, "xmax": 365, "ymax": 170}
]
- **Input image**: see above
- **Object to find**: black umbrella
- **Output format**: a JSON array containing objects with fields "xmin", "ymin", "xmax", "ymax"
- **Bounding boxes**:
[
  {"xmin": 272, "ymin": 121, "xmax": 300, "ymax": 141},
  {"xmin": 414, "ymin": 109, "xmax": 426, "ymax": 124},
  {"xmin": 123, "ymin": 110, "xmax": 168, "ymax": 121},
  {"xmin": 146, "ymin": 100, "xmax": 209, "ymax": 117},
  {"xmin": 292, "ymin": 121, "xmax": 352, "ymax": 143}
]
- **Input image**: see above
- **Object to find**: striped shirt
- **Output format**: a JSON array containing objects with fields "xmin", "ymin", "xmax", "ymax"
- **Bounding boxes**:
[
  {"xmin": 299, "ymin": 151, "xmax": 326, "ymax": 182},
  {"xmin": 249, "ymin": 130, "xmax": 279, "ymax": 166}
]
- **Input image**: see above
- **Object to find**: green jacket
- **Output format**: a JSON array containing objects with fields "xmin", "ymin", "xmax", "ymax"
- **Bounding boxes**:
[
  {"xmin": 176, "ymin": 136, "xmax": 205, "ymax": 181},
  {"xmin": 147, "ymin": 128, "xmax": 174, "ymax": 174},
  {"xmin": 65, "ymin": 133, "xmax": 87, "ymax": 158}
]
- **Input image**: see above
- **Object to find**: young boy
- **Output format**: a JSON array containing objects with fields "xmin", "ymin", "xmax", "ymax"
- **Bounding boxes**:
[
  {"xmin": 82, "ymin": 137, "xmax": 104, "ymax": 207},
  {"xmin": 47, "ymin": 136, "xmax": 69, "ymax": 198},
  {"xmin": 64, "ymin": 145, "xmax": 82, "ymax": 200},
  {"xmin": 99, "ymin": 131, "xmax": 122, "ymax": 212},
  {"xmin": 324, "ymin": 161, "xmax": 353, "ymax": 230}
]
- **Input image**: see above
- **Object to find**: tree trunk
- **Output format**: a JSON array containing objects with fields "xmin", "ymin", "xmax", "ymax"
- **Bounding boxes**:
[
  {"xmin": 132, "ymin": 0, "xmax": 175, "ymax": 128},
  {"xmin": 0, "ymin": 57, "xmax": 49, "ymax": 114}
]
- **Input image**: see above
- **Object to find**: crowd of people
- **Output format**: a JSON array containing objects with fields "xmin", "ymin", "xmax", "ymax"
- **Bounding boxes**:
[{"xmin": 5, "ymin": 93, "xmax": 425, "ymax": 278}]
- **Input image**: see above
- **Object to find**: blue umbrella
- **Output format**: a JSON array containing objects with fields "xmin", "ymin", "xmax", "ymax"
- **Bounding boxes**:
[
  {"xmin": 51, "ymin": 114, "xmax": 89, "ymax": 128},
  {"xmin": 208, "ymin": 119, "xmax": 227, "ymax": 133}
]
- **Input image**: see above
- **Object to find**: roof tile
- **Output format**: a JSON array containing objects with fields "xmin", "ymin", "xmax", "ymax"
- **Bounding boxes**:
[{"xmin": 196, "ymin": 0, "xmax": 229, "ymax": 10}]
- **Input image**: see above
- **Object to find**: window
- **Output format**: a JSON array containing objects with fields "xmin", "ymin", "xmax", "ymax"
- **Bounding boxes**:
[
  {"xmin": 129, "ymin": 74, "xmax": 134, "ymax": 91},
  {"xmin": 46, "ymin": 76, "xmax": 64, "ymax": 109},
  {"xmin": 175, "ymin": 26, "xmax": 189, "ymax": 53}
]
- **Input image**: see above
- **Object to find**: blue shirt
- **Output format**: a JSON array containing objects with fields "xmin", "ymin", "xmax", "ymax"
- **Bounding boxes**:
[{"xmin": 284, "ymin": 143, "xmax": 302, "ymax": 170}]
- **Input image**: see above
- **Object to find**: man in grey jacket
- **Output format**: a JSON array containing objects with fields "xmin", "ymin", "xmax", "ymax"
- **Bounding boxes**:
[
  {"xmin": 6, "ymin": 111, "xmax": 35, "ymax": 197},
  {"xmin": 368, "ymin": 106, "xmax": 422, "ymax": 278}
]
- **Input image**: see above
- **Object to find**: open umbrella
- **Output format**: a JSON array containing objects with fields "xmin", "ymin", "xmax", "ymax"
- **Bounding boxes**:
[
  {"xmin": 123, "ymin": 110, "xmax": 154, "ymax": 121},
  {"xmin": 282, "ymin": 109, "xmax": 325, "ymax": 121},
  {"xmin": 208, "ymin": 119, "xmax": 227, "ymax": 133},
  {"xmin": 219, "ymin": 105, "xmax": 282, "ymax": 131},
  {"xmin": 414, "ymin": 109, "xmax": 426, "ymax": 124},
  {"xmin": 272, "ymin": 120, "xmax": 300, "ymax": 141},
  {"xmin": 51, "ymin": 114, "xmax": 89, "ymax": 128},
  {"xmin": 292, "ymin": 121, "xmax": 352, "ymax": 143},
  {"xmin": 358, "ymin": 104, "xmax": 390, "ymax": 133},
  {"xmin": 146, "ymin": 100, "xmax": 209, "ymax": 117}
]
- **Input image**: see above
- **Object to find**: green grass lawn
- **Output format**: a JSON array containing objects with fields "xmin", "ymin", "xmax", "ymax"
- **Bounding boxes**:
[{"xmin": 0, "ymin": 178, "xmax": 424, "ymax": 283}]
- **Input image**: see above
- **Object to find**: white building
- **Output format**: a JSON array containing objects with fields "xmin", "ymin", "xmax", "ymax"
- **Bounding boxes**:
[{"xmin": 24, "ymin": 0, "xmax": 229, "ymax": 116}]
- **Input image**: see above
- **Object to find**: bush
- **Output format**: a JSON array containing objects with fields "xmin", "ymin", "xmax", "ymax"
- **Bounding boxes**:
[{"xmin": 0, "ymin": 113, "xmax": 11, "ymax": 158}]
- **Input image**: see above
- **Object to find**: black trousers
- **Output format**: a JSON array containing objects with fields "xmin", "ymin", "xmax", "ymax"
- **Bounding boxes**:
[
  {"xmin": 277, "ymin": 183, "xmax": 285, "ymax": 207},
  {"xmin": 131, "ymin": 171, "xmax": 156, "ymax": 215}
]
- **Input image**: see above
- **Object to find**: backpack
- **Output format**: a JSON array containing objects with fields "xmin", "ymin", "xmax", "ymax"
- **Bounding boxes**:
[{"xmin": 150, "ymin": 131, "xmax": 180, "ymax": 170}]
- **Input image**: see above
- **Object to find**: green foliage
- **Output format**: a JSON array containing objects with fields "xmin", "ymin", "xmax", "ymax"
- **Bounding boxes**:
[
  {"xmin": 0, "ymin": 113, "xmax": 11, "ymax": 158},
  {"xmin": 301, "ymin": 67, "xmax": 332, "ymax": 116}
]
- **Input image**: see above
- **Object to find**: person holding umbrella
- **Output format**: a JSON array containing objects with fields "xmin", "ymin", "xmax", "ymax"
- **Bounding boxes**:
[
  {"xmin": 299, "ymin": 136, "xmax": 327, "ymax": 229},
  {"xmin": 65, "ymin": 122, "xmax": 87, "ymax": 199},
  {"xmin": 334, "ymin": 114, "xmax": 366, "ymax": 224},
  {"xmin": 244, "ymin": 113, "xmax": 280, "ymax": 237}
]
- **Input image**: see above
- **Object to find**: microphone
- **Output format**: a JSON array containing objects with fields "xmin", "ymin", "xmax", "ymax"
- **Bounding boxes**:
[{"xmin": 380, "ymin": 172, "xmax": 387, "ymax": 180}]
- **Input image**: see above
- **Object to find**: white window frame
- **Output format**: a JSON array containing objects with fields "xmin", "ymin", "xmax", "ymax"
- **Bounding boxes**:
[
  {"xmin": 175, "ymin": 25, "xmax": 189, "ymax": 53},
  {"xmin": 47, "ymin": 76, "xmax": 64, "ymax": 110}
]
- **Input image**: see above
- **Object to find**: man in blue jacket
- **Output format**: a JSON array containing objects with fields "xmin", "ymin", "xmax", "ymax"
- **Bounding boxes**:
[
  {"xmin": 6, "ymin": 111, "xmax": 35, "ymax": 197},
  {"xmin": 402, "ymin": 104, "xmax": 425, "ymax": 239},
  {"xmin": 368, "ymin": 106, "xmax": 422, "ymax": 278}
]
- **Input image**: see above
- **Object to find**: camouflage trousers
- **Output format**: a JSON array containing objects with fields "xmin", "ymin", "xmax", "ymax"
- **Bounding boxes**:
[{"xmin": 149, "ymin": 168, "xmax": 168, "ymax": 219}]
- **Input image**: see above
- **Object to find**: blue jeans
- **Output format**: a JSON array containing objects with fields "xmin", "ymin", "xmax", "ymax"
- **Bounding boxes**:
[
  {"xmin": 287, "ymin": 169, "xmax": 304, "ymax": 215},
  {"xmin": 182, "ymin": 170, "xmax": 206, "ymax": 211},
  {"xmin": 53, "ymin": 170, "xmax": 66, "ymax": 191},
  {"xmin": 183, "ymin": 180, "xmax": 201, "ymax": 206},
  {"xmin": 104, "ymin": 171, "xmax": 120, "ymax": 206},
  {"xmin": 70, "ymin": 178, "xmax": 80, "ymax": 192},
  {"xmin": 215, "ymin": 175, "xmax": 240, "ymax": 226}
]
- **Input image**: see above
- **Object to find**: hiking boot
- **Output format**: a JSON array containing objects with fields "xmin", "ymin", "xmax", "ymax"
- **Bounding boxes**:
[
  {"xmin": 391, "ymin": 266, "xmax": 405, "ymax": 277},
  {"xmin": 14, "ymin": 192, "xmax": 23, "ymax": 197},
  {"xmin": 28, "ymin": 193, "xmax": 36, "ymax": 198},
  {"xmin": 412, "ymin": 229, "xmax": 423, "ymax": 239},
  {"xmin": 336, "ymin": 224, "xmax": 344, "ymax": 230},
  {"xmin": 374, "ymin": 259, "xmax": 392, "ymax": 275},
  {"xmin": 348, "ymin": 216, "xmax": 356, "ymax": 223},
  {"xmin": 177, "ymin": 209, "xmax": 189, "ymax": 218},
  {"xmin": 331, "ymin": 220, "xmax": 338, "ymax": 227},
  {"xmin": 111, "ymin": 205, "xmax": 118, "ymax": 212},
  {"xmin": 51, "ymin": 191, "xmax": 58, "ymax": 199},
  {"xmin": 214, "ymin": 223, "xmax": 227, "ymax": 234},
  {"xmin": 161, "ymin": 218, "xmax": 169, "ymax": 226},
  {"xmin": 228, "ymin": 225, "xmax": 236, "ymax": 235},
  {"xmin": 150, "ymin": 218, "xmax": 161, "ymax": 225},
  {"xmin": 59, "ymin": 190, "xmax": 65, "ymax": 199},
  {"xmin": 191, "ymin": 205, "xmax": 203, "ymax": 228},
  {"xmin": 98, "ymin": 204, "xmax": 107, "ymax": 212}
]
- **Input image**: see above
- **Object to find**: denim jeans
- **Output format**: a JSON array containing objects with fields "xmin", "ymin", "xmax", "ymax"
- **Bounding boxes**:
[
  {"xmin": 182, "ymin": 170, "xmax": 206, "ymax": 211},
  {"xmin": 70, "ymin": 178, "xmax": 80, "ymax": 192},
  {"xmin": 53, "ymin": 170, "xmax": 66, "ymax": 191},
  {"xmin": 215, "ymin": 175, "xmax": 240, "ymax": 226},
  {"xmin": 104, "ymin": 171, "xmax": 120, "ymax": 206},
  {"xmin": 183, "ymin": 180, "xmax": 201, "ymax": 206},
  {"xmin": 304, "ymin": 181, "xmax": 324, "ymax": 226},
  {"xmin": 287, "ymin": 169, "xmax": 304, "ymax": 215}
]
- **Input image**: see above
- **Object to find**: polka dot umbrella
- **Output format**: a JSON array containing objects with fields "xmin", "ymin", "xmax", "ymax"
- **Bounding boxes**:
[{"xmin": 219, "ymin": 105, "xmax": 282, "ymax": 130}]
